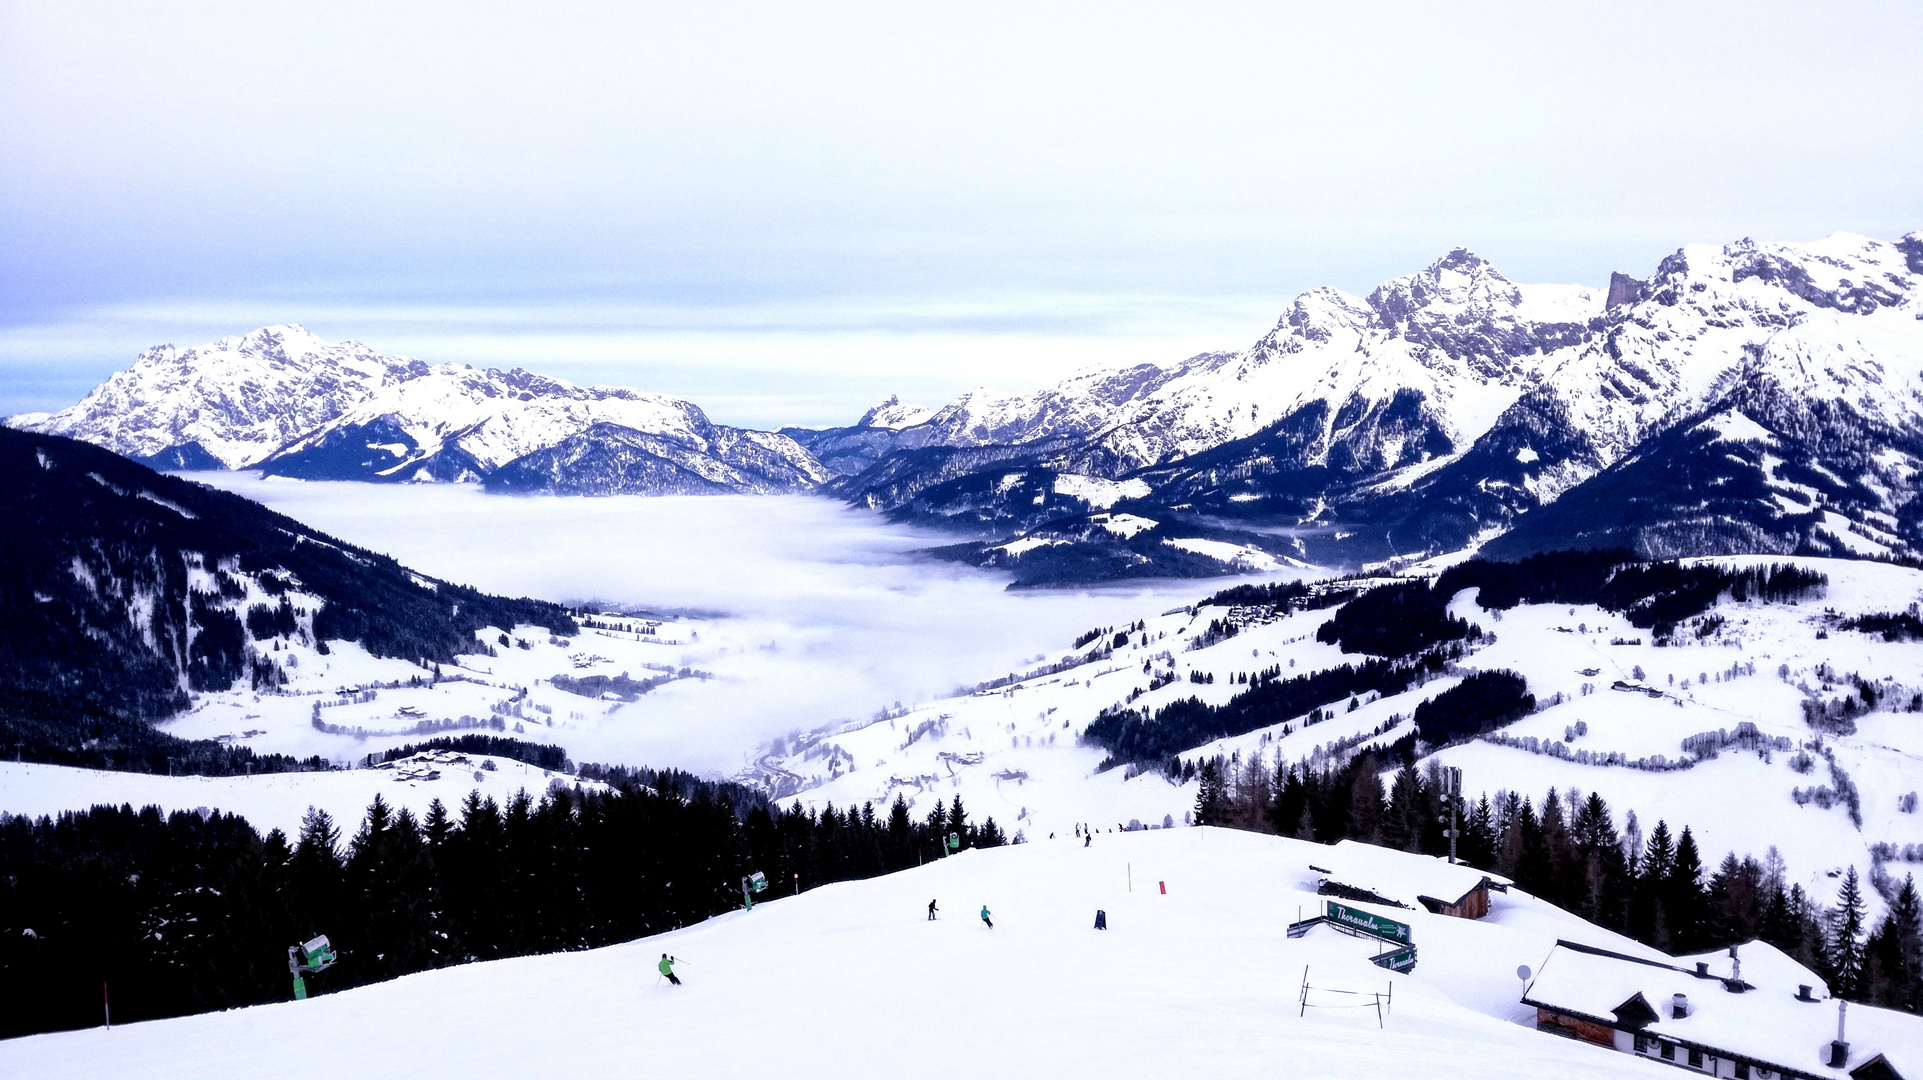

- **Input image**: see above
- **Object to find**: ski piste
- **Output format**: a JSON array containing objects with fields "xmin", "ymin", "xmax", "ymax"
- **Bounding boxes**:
[{"xmin": 5, "ymin": 828, "xmax": 1703, "ymax": 1080}]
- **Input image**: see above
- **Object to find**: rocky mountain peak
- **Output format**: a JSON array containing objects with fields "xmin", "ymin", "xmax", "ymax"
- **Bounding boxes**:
[
  {"xmin": 857, "ymin": 395, "xmax": 933, "ymax": 430},
  {"xmin": 1367, "ymin": 247, "xmax": 1523, "ymax": 326}
]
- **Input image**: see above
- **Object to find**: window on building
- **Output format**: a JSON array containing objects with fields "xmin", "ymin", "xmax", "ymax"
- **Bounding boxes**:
[
  {"xmin": 1660, "ymin": 1042, "xmax": 1675, "ymax": 1061},
  {"xmin": 1687, "ymin": 1047, "xmax": 1703, "ymax": 1068},
  {"xmin": 1734, "ymin": 1063, "xmax": 1750, "ymax": 1079},
  {"xmin": 1634, "ymin": 1034, "xmax": 1651, "ymax": 1054}
]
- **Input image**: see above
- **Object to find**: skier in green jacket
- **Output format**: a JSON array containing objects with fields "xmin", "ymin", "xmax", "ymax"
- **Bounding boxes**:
[
  {"xmin": 980, "ymin": 905, "xmax": 993, "ymax": 929},
  {"xmin": 659, "ymin": 953, "xmax": 681, "ymax": 985}
]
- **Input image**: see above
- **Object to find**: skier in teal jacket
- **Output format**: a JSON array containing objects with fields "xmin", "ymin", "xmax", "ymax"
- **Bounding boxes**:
[
  {"xmin": 980, "ymin": 905, "xmax": 993, "ymax": 929},
  {"xmin": 659, "ymin": 953, "xmax": 681, "ymax": 985}
]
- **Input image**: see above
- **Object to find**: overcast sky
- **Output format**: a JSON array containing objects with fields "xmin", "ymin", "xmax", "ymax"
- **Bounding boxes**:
[{"xmin": 3, "ymin": 2, "xmax": 1920, "ymax": 427}]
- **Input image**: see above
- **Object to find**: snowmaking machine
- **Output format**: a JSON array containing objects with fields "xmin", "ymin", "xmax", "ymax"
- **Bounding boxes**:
[{"xmin": 288, "ymin": 934, "xmax": 337, "ymax": 1000}]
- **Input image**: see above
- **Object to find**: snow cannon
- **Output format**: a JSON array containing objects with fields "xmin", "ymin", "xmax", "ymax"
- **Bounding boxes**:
[
  {"xmin": 288, "ymin": 934, "xmax": 338, "ymax": 1000},
  {"xmin": 947, "ymin": 832, "xmax": 960, "ymax": 852},
  {"xmin": 741, "ymin": 871, "xmax": 769, "ymax": 910}
]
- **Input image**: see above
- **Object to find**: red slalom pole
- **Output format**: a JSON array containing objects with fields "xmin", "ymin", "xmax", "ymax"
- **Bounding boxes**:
[{"xmin": 1159, "ymin": 881, "xmax": 1166, "ymax": 894}]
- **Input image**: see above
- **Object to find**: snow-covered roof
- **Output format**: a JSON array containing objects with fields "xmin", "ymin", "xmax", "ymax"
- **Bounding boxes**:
[
  {"xmin": 1524, "ymin": 940, "xmax": 1919, "ymax": 1079},
  {"xmin": 1675, "ymin": 939, "xmax": 1830, "ymax": 1001},
  {"xmin": 1310, "ymin": 839, "xmax": 1512, "ymax": 910}
]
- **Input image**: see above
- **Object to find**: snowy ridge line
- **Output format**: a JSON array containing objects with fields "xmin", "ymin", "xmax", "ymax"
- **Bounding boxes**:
[
  {"xmin": 11, "ymin": 324, "xmax": 828, "ymax": 495},
  {"xmin": 829, "ymin": 230, "xmax": 1923, "ymax": 577}
]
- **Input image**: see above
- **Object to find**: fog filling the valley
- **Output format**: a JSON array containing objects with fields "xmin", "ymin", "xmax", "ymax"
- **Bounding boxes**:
[{"xmin": 197, "ymin": 475, "xmax": 1256, "ymax": 775}]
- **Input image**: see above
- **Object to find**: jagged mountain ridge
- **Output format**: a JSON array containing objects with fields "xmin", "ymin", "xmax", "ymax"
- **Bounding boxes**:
[
  {"xmin": 7, "ymin": 325, "xmax": 428, "ymax": 470},
  {"xmin": 12, "ymin": 325, "xmax": 828, "ymax": 494},
  {"xmin": 822, "ymin": 249, "xmax": 1603, "ymax": 488},
  {"xmin": 835, "ymin": 231, "xmax": 1923, "ymax": 575}
]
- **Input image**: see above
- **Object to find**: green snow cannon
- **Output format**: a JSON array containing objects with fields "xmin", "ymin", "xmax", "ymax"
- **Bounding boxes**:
[
  {"xmin": 742, "ymin": 871, "xmax": 769, "ymax": 910},
  {"xmin": 298, "ymin": 935, "xmax": 338, "ymax": 972},
  {"xmin": 288, "ymin": 934, "xmax": 338, "ymax": 1000}
]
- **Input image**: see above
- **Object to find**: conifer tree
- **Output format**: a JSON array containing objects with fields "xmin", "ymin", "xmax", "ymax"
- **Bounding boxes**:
[
  {"xmin": 1269, "ymin": 763, "xmax": 1307, "ymax": 837},
  {"xmin": 1383, "ymin": 762, "xmax": 1425, "ymax": 852},
  {"xmin": 1461, "ymin": 795, "xmax": 1497, "ymax": 870},
  {"xmin": 1537, "ymin": 790, "xmax": 1573, "ymax": 908},
  {"xmin": 1666, "ymin": 827, "xmax": 1708, "ymax": 951},
  {"xmin": 1866, "ymin": 874, "xmax": 1921, "ymax": 1011},
  {"xmin": 1572, "ymin": 793, "xmax": 1625, "ymax": 928},
  {"xmin": 1347, "ymin": 756, "xmax": 1385, "ymax": 843},
  {"xmin": 1832, "ymin": 866, "xmax": 1869, "ymax": 999},
  {"xmin": 1634, "ymin": 821, "xmax": 1676, "ymax": 948},
  {"xmin": 1194, "ymin": 759, "xmax": 1227, "ymax": 826},
  {"xmin": 885, "ymin": 794, "xmax": 913, "ymax": 865}
]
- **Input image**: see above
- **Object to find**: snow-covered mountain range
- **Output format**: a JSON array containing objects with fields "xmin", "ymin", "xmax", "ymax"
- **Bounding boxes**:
[
  {"xmin": 13, "ymin": 230, "xmax": 1923, "ymax": 574},
  {"xmin": 9, "ymin": 325, "xmax": 828, "ymax": 494},
  {"xmin": 810, "ymin": 231, "xmax": 1923, "ymax": 577}
]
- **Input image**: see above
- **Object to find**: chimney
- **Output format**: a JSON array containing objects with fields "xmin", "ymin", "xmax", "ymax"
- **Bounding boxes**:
[
  {"xmin": 1729, "ymin": 945, "xmax": 1741, "ymax": 983},
  {"xmin": 1695, "ymin": 961, "xmax": 1710, "ymax": 977},
  {"xmin": 1671, "ymin": 993, "xmax": 1689, "ymax": 1019},
  {"xmin": 1829, "ymin": 1001, "xmax": 1850, "ymax": 1067},
  {"xmin": 1797, "ymin": 985, "xmax": 1817, "ymax": 1002}
]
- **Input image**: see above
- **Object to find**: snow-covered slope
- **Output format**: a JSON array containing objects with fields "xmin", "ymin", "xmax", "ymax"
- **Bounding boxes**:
[
  {"xmin": 742, "ymin": 555, "xmax": 1923, "ymax": 912},
  {"xmin": 0, "ymin": 827, "xmax": 1685, "ymax": 1080},
  {"xmin": 11, "ymin": 325, "xmax": 828, "ymax": 494}
]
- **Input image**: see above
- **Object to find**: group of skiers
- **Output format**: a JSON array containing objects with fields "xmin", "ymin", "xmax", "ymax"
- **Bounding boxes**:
[
  {"xmin": 662, "ymin": 820, "xmax": 1135, "ymax": 989},
  {"xmin": 657, "ymin": 895, "xmax": 1007, "ymax": 991},
  {"xmin": 926, "ymin": 899, "xmax": 992, "ymax": 928}
]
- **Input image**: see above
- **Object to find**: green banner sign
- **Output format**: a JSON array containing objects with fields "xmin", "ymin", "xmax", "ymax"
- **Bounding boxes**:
[
  {"xmin": 1326, "ymin": 900, "xmax": 1412, "ymax": 945},
  {"xmin": 1372, "ymin": 946, "xmax": 1418, "ymax": 973}
]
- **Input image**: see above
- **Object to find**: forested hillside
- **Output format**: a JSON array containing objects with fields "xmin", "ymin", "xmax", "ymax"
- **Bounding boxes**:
[{"xmin": 0, "ymin": 428, "xmax": 575, "ymax": 772}]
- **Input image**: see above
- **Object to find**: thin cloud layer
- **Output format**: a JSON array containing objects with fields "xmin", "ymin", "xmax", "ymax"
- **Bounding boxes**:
[{"xmin": 198, "ymin": 476, "xmax": 1242, "ymax": 774}]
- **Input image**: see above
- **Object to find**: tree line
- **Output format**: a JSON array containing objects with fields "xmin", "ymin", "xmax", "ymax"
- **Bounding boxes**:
[
  {"xmin": 1083, "ymin": 649, "xmax": 1460, "ymax": 768},
  {"xmin": 1190, "ymin": 750, "xmax": 1921, "ymax": 1013},
  {"xmin": 0, "ymin": 778, "xmax": 1004, "ymax": 1039}
]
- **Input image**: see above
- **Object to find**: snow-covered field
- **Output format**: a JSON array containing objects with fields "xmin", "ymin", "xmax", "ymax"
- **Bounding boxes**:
[{"xmin": 0, "ymin": 828, "xmax": 1683, "ymax": 1080}]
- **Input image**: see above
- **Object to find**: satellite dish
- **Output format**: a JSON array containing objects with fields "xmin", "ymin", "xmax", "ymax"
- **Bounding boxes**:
[{"xmin": 1517, "ymin": 965, "xmax": 1533, "ymax": 981}]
